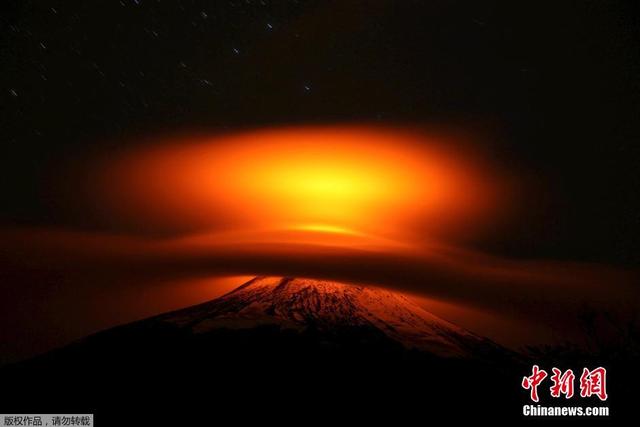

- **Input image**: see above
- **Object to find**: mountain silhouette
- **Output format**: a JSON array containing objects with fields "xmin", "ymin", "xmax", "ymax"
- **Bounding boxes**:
[
  {"xmin": 1, "ymin": 277, "xmax": 526, "ymax": 423},
  {"xmin": 158, "ymin": 276, "xmax": 503, "ymax": 358}
]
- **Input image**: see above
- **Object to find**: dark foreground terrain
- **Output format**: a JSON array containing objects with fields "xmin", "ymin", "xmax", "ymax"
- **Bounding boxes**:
[{"xmin": 1, "ymin": 277, "xmax": 636, "ymax": 424}]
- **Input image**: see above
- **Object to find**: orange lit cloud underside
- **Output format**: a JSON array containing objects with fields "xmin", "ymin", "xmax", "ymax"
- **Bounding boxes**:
[
  {"xmin": 96, "ymin": 126, "xmax": 506, "ymax": 247},
  {"xmin": 2, "ymin": 124, "xmax": 636, "ymax": 354}
]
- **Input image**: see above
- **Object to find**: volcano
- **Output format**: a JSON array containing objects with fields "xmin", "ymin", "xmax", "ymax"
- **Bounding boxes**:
[
  {"xmin": 1, "ymin": 277, "xmax": 521, "ymax": 422},
  {"xmin": 158, "ymin": 276, "xmax": 500, "ymax": 358}
]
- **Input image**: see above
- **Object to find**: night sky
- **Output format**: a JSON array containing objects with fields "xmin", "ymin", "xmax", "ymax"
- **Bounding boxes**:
[
  {"xmin": 2, "ymin": 0, "xmax": 640, "ymax": 367},
  {"xmin": 1, "ymin": 0, "xmax": 639, "ymax": 267}
]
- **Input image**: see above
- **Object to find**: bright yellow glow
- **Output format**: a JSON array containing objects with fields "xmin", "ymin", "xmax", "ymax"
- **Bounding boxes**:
[
  {"xmin": 97, "ymin": 126, "xmax": 504, "ymax": 247},
  {"xmin": 289, "ymin": 223, "xmax": 365, "ymax": 236}
]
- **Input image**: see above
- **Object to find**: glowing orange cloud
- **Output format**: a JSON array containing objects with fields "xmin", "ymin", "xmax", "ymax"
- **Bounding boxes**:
[{"xmin": 95, "ymin": 126, "xmax": 507, "ymax": 248}]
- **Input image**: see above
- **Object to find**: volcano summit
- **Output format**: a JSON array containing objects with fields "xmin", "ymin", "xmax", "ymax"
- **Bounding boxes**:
[
  {"xmin": 2, "ymin": 277, "xmax": 519, "ymax": 422},
  {"xmin": 159, "ymin": 276, "xmax": 499, "ymax": 358}
]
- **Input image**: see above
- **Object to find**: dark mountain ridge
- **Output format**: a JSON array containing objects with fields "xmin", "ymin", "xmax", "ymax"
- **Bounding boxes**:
[{"xmin": 4, "ymin": 277, "xmax": 629, "ymax": 423}]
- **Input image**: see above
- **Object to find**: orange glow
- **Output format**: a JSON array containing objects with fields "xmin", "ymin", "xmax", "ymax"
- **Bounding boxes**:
[{"xmin": 96, "ymin": 126, "xmax": 506, "ymax": 247}]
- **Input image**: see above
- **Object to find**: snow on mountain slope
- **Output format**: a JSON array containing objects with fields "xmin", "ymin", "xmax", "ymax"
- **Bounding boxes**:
[{"xmin": 156, "ymin": 276, "xmax": 500, "ymax": 358}]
